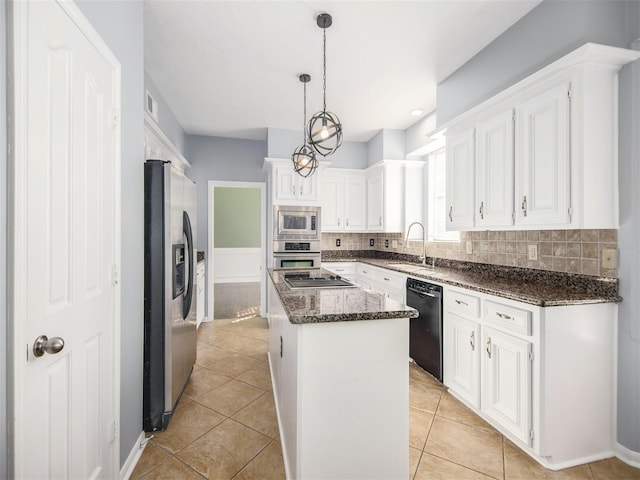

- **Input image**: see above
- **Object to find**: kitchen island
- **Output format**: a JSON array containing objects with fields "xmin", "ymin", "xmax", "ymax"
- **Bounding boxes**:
[{"xmin": 267, "ymin": 268, "xmax": 418, "ymax": 480}]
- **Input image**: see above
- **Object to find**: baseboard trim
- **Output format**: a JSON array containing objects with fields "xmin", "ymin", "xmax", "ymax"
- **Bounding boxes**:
[
  {"xmin": 120, "ymin": 430, "xmax": 146, "ymax": 480},
  {"xmin": 614, "ymin": 442, "xmax": 640, "ymax": 468}
]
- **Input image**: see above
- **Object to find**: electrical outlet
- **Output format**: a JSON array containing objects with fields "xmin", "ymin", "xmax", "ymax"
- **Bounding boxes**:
[
  {"xmin": 466, "ymin": 241, "xmax": 473, "ymax": 254},
  {"xmin": 392, "ymin": 240, "xmax": 398, "ymax": 248},
  {"xmin": 385, "ymin": 239, "xmax": 389, "ymax": 248},
  {"xmin": 528, "ymin": 244, "xmax": 538, "ymax": 261},
  {"xmin": 336, "ymin": 239, "xmax": 341, "ymax": 247},
  {"xmin": 602, "ymin": 248, "xmax": 617, "ymax": 269},
  {"xmin": 369, "ymin": 238, "xmax": 374, "ymax": 247}
]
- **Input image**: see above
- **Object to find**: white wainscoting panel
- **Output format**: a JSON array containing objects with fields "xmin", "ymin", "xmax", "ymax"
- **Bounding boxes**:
[{"xmin": 213, "ymin": 248, "xmax": 261, "ymax": 283}]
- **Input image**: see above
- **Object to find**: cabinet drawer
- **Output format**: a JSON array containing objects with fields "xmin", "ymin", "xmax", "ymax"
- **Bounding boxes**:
[
  {"xmin": 323, "ymin": 263, "xmax": 357, "ymax": 277},
  {"xmin": 357, "ymin": 264, "xmax": 375, "ymax": 280},
  {"xmin": 445, "ymin": 289, "xmax": 481, "ymax": 318},
  {"xmin": 484, "ymin": 301, "xmax": 532, "ymax": 336},
  {"xmin": 374, "ymin": 269, "xmax": 405, "ymax": 291}
]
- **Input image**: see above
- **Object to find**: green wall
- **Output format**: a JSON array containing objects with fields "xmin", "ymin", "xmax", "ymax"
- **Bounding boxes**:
[{"xmin": 214, "ymin": 187, "xmax": 261, "ymax": 248}]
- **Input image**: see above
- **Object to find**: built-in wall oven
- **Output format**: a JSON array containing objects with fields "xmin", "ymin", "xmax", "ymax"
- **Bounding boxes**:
[{"xmin": 273, "ymin": 206, "xmax": 322, "ymax": 269}]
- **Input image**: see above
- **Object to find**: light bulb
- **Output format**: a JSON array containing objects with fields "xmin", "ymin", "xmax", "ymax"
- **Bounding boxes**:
[{"xmin": 320, "ymin": 125, "xmax": 329, "ymax": 139}]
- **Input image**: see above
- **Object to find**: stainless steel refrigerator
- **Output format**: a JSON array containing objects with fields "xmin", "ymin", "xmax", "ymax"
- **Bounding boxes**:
[{"xmin": 143, "ymin": 160, "xmax": 197, "ymax": 432}]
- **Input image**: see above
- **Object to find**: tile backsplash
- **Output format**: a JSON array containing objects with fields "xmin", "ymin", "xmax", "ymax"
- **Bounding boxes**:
[{"xmin": 322, "ymin": 229, "xmax": 618, "ymax": 278}]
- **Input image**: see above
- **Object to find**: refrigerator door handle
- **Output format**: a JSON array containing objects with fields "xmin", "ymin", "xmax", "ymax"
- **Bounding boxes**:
[{"xmin": 182, "ymin": 210, "xmax": 194, "ymax": 319}]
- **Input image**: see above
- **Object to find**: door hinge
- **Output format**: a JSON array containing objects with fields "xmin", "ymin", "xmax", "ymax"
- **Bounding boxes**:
[
  {"xmin": 112, "ymin": 108, "xmax": 120, "ymax": 129},
  {"xmin": 111, "ymin": 264, "xmax": 119, "ymax": 286},
  {"xmin": 529, "ymin": 429, "xmax": 535, "ymax": 441},
  {"xmin": 110, "ymin": 420, "xmax": 117, "ymax": 443}
]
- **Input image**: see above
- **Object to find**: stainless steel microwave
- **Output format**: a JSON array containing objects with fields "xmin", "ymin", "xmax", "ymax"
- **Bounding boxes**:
[{"xmin": 274, "ymin": 206, "xmax": 321, "ymax": 240}]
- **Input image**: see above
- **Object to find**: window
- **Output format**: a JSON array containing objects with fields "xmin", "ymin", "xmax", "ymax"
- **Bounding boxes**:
[{"xmin": 428, "ymin": 147, "xmax": 459, "ymax": 242}]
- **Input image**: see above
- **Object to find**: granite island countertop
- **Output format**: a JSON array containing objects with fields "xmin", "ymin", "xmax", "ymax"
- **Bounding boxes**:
[
  {"xmin": 325, "ymin": 258, "xmax": 621, "ymax": 307},
  {"xmin": 268, "ymin": 268, "xmax": 418, "ymax": 324}
]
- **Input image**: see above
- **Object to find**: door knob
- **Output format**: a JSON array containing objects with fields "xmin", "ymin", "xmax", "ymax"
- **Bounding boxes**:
[{"xmin": 33, "ymin": 335, "xmax": 65, "ymax": 357}]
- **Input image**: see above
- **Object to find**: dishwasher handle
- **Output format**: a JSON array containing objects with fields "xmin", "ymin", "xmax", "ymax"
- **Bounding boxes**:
[{"xmin": 407, "ymin": 286, "xmax": 439, "ymax": 298}]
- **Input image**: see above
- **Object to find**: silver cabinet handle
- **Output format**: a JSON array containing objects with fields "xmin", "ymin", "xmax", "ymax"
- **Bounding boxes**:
[
  {"xmin": 338, "ymin": 218, "xmax": 341, "ymax": 226},
  {"xmin": 470, "ymin": 331, "xmax": 475, "ymax": 351},
  {"xmin": 486, "ymin": 337, "xmax": 492, "ymax": 358},
  {"xmin": 496, "ymin": 312, "xmax": 513, "ymax": 320},
  {"xmin": 379, "ymin": 216, "xmax": 382, "ymax": 226},
  {"xmin": 384, "ymin": 277, "xmax": 390, "ymax": 281},
  {"xmin": 455, "ymin": 299, "xmax": 468, "ymax": 306},
  {"xmin": 293, "ymin": 185, "xmax": 296, "ymax": 195},
  {"xmin": 362, "ymin": 270, "xmax": 368, "ymax": 274},
  {"xmin": 479, "ymin": 201, "xmax": 484, "ymax": 220},
  {"xmin": 449, "ymin": 206, "xmax": 453, "ymax": 222},
  {"xmin": 33, "ymin": 335, "xmax": 65, "ymax": 357},
  {"xmin": 521, "ymin": 196, "xmax": 527, "ymax": 217},
  {"xmin": 346, "ymin": 218, "xmax": 349, "ymax": 226}
]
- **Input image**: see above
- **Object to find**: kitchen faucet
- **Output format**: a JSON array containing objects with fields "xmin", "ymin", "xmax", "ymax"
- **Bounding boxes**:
[{"xmin": 406, "ymin": 222, "xmax": 428, "ymax": 266}]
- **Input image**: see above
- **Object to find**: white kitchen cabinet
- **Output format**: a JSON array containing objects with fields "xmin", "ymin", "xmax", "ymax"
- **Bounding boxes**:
[
  {"xmin": 322, "ymin": 262, "xmax": 357, "ymax": 282},
  {"xmin": 515, "ymin": 82, "xmax": 570, "ymax": 226},
  {"xmin": 404, "ymin": 161, "xmax": 426, "ymax": 237},
  {"xmin": 270, "ymin": 161, "xmax": 319, "ymax": 205},
  {"xmin": 443, "ymin": 312, "xmax": 481, "ymax": 409},
  {"xmin": 445, "ymin": 128, "xmax": 475, "ymax": 230},
  {"xmin": 320, "ymin": 170, "xmax": 367, "ymax": 232},
  {"xmin": 482, "ymin": 326, "xmax": 533, "ymax": 446},
  {"xmin": 442, "ymin": 43, "xmax": 639, "ymax": 231},
  {"xmin": 366, "ymin": 162, "xmax": 404, "ymax": 232},
  {"xmin": 442, "ymin": 284, "xmax": 616, "ymax": 470},
  {"xmin": 475, "ymin": 109, "xmax": 515, "ymax": 227}
]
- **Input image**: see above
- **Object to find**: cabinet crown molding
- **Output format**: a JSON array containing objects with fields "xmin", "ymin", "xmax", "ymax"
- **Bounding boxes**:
[{"xmin": 144, "ymin": 111, "xmax": 190, "ymax": 171}]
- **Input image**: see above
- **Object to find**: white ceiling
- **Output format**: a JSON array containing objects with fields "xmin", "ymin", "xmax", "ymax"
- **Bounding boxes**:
[{"xmin": 144, "ymin": 0, "xmax": 541, "ymax": 142}]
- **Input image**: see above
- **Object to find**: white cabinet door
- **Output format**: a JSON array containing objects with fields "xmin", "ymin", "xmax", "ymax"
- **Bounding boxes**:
[
  {"xmin": 476, "ymin": 110, "xmax": 514, "ymax": 228},
  {"xmin": 367, "ymin": 168, "xmax": 384, "ymax": 231},
  {"xmin": 482, "ymin": 327, "xmax": 532, "ymax": 446},
  {"xmin": 515, "ymin": 82, "xmax": 570, "ymax": 226},
  {"xmin": 446, "ymin": 128, "xmax": 476, "ymax": 230},
  {"xmin": 274, "ymin": 164, "xmax": 318, "ymax": 203},
  {"xmin": 344, "ymin": 175, "xmax": 367, "ymax": 231},
  {"xmin": 320, "ymin": 174, "xmax": 344, "ymax": 231},
  {"xmin": 443, "ymin": 313, "xmax": 481, "ymax": 408}
]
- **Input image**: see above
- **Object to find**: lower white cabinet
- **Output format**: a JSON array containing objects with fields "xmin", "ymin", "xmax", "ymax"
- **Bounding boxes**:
[
  {"xmin": 196, "ymin": 261, "xmax": 205, "ymax": 328},
  {"xmin": 443, "ymin": 313, "xmax": 481, "ymax": 409},
  {"xmin": 482, "ymin": 327, "xmax": 532, "ymax": 446},
  {"xmin": 443, "ymin": 286, "xmax": 616, "ymax": 470}
]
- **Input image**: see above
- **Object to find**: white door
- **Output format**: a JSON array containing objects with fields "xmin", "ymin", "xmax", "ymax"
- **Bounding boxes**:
[
  {"xmin": 344, "ymin": 174, "xmax": 367, "ymax": 231},
  {"xmin": 515, "ymin": 82, "xmax": 571, "ymax": 226},
  {"xmin": 443, "ymin": 313, "xmax": 481, "ymax": 408},
  {"xmin": 11, "ymin": 2, "xmax": 121, "ymax": 478},
  {"xmin": 446, "ymin": 128, "xmax": 476, "ymax": 230},
  {"xmin": 476, "ymin": 109, "xmax": 515, "ymax": 228},
  {"xmin": 482, "ymin": 328, "xmax": 532, "ymax": 446}
]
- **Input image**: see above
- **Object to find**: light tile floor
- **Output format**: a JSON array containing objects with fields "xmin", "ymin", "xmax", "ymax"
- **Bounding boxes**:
[{"xmin": 132, "ymin": 316, "xmax": 640, "ymax": 480}]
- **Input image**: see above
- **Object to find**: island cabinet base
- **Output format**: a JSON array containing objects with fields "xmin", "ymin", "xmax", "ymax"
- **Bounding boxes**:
[{"xmin": 268, "ymin": 282, "xmax": 409, "ymax": 480}]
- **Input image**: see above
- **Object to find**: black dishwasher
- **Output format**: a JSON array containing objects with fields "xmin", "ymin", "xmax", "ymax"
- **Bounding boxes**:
[{"xmin": 406, "ymin": 278, "xmax": 443, "ymax": 381}]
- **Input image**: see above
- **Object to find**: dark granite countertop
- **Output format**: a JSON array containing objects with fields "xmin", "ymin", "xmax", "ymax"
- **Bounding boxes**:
[
  {"xmin": 324, "ymin": 258, "xmax": 621, "ymax": 307},
  {"xmin": 268, "ymin": 268, "xmax": 418, "ymax": 324}
]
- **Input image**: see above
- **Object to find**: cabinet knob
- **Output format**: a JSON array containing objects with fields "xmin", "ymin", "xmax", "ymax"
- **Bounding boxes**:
[
  {"xmin": 479, "ymin": 201, "xmax": 484, "ymax": 220},
  {"xmin": 449, "ymin": 206, "xmax": 453, "ymax": 222},
  {"xmin": 521, "ymin": 196, "xmax": 527, "ymax": 217}
]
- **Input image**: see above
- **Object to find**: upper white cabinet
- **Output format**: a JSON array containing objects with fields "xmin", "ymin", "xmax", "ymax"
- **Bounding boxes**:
[
  {"xmin": 268, "ymin": 160, "xmax": 319, "ymax": 205},
  {"xmin": 515, "ymin": 83, "xmax": 570, "ymax": 226},
  {"xmin": 367, "ymin": 161, "xmax": 404, "ymax": 232},
  {"xmin": 446, "ymin": 129, "xmax": 475, "ymax": 230},
  {"xmin": 320, "ymin": 170, "xmax": 367, "ymax": 232},
  {"xmin": 443, "ymin": 43, "xmax": 640, "ymax": 231},
  {"xmin": 476, "ymin": 109, "xmax": 515, "ymax": 228}
]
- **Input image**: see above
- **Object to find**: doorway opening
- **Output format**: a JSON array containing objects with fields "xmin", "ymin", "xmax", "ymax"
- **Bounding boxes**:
[{"xmin": 208, "ymin": 181, "xmax": 266, "ymax": 322}]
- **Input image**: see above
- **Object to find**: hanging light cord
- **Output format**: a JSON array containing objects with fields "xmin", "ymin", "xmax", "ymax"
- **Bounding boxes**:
[
  {"xmin": 322, "ymin": 27, "xmax": 327, "ymax": 112},
  {"xmin": 303, "ymin": 79, "xmax": 308, "ymax": 144}
]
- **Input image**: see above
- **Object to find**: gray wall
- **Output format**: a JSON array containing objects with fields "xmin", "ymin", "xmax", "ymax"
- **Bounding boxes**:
[
  {"xmin": 75, "ymin": 0, "xmax": 145, "ymax": 468},
  {"xmin": 436, "ymin": 0, "xmax": 640, "ymax": 452},
  {"xmin": 145, "ymin": 71, "xmax": 187, "ymax": 156},
  {"xmin": 186, "ymin": 135, "xmax": 268, "ymax": 254},
  {"xmin": 437, "ymin": 0, "xmax": 633, "ymax": 125},
  {"xmin": 1, "ymin": 2, "xmax": 7, "ymax": 477}
]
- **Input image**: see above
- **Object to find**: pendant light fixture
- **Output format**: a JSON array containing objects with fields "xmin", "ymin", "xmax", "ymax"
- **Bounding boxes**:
[
  {"xmin": 307, "ymin": 13, "xmax": 343, "ymax": 157},
  {"xmin": 291, "ymin": 73, "xmax": 319, "ymax": 178}
]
